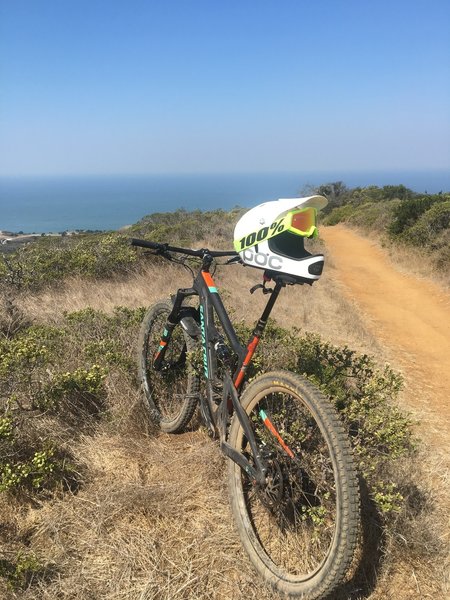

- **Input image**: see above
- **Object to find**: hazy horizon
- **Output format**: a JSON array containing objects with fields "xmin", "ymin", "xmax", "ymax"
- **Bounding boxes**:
[{"xmin": 1, "ymin": 166, "xmax": 450, "ymax": 180}]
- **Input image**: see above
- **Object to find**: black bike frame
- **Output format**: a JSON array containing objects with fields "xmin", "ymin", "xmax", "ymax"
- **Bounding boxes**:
[
  {"xmin": 129, "ymin": 238, "xmax": 293, "ymax": 485},
  {"xmin": 153, "ymin": 254, "xmax": 284, "ymax": 485}
]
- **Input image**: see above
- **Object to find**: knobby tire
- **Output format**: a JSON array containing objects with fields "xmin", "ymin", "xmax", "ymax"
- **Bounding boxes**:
[
  {"xmin": 137, "ymin": 300, "xmax": 199, "ymax": 433},
  {"xmin": 227, "ymin": 370, "xmax": 360, "ymax": 599}
]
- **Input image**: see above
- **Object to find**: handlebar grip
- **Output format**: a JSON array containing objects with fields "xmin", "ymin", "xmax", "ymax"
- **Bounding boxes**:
[
  {"xmin": 130, "ymin": 238, "xmax": 164, "ymax": 250},
  {"xmin": 210, "ymin": 250, "xmax": 239, "ymax": 257}
]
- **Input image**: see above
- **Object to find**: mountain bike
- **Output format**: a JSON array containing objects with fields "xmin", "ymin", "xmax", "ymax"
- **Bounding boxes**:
[{"xmin": 131, "ymin": 237, "xmax": 360, "ymax": 600}]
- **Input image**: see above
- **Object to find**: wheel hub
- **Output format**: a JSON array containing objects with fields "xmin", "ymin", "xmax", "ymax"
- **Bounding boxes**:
[{"xmin": 259, "ymin": 459, "xmax": 284, "ymax": 508}]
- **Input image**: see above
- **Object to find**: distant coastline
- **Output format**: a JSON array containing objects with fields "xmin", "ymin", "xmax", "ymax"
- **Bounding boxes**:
[
  {"xmin": 0, "ymin": 230, "xmax": 89, "ymax": 254},
  {"xmin": 1, "ymin": 170, "xmax": 449, "ymax": 234}
]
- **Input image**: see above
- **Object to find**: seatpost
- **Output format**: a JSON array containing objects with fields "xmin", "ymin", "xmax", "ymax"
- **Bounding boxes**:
[
  {"xmin": 253, "ymin": 279, "xmax": 284, "ymax": 338},
  {"xmin": 233, "ymin": 279, "xmax": 284, "ymax": 389}
]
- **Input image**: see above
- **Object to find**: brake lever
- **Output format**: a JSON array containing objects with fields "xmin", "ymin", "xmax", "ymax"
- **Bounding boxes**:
[
  {"xmin": 250, "ymin": 282, "xmax": 274, "ymax": 295},
  {"xmin": 250, "ymin": 272, "xmax": 274, "ymax": 294},
  {"xmin": 143, "ymin": 247, "xmax": 173, "ymax": 260},
  {"xmin": 226, "ymin": 255, "xmax": 242, "ymax": 265}
]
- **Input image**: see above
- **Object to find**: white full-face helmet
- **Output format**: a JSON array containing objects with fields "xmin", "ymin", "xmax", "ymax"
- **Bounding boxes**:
[{"xmin": 234, "ymin": 196, "xmax": 328, "ymax": 284}]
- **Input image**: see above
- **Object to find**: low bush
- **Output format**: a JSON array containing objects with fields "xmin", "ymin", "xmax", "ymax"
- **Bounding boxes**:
[
  {"xmin": 0, "ymin": 552, "xmax": 50, "ymax": 590},
  {"xmin": 389, "ymin": 195, "xmax": 443, "ymax": 236},
  {"xmin": 0, "ymin": 233, "xmax": 137, "ymax": 291},
  {"xmin": 0, "ymin": 411, "xmax": 74, "ymax": 496},
  {"xmin": 130, "ymin": 207, "xmax": 244, "ymax": 244},
  {"xmin": 0, "ymin": 305, "xmax": 144, "ymax": 503},
  {"xmin": 399, "ymin": 199, "xmax": 450, "ymax": 246},
  {"xmin": 236, "ymin": 320, "xmax": 414, "ymax": 516}
]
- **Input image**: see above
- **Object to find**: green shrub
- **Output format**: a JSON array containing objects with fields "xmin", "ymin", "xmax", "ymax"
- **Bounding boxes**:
[
  {"xmin": 0, "ymin": 414, "xmax": 69, "ymax": 495},
  {"xmin": 0, "ymin": 307, "xmax": 144, "ymax": 500},
  {"xmin": 0, "ymin": 449, "xmax": 57, "ymax": 492},
  {"xmin": 130, "ymin": 207, "xmax": 244, "ymax": 243},
  {"xmin": 36, "ymin": 365, "xmax": 108, "ymax": 414},
  {"xmin": 400, "ymin": 200, "xmax": 450, "ymax": 246},
  {"xmin": 323, "ymin": 204, "xmax": 356, "ymax": 226},
  {"xmin": 0, "ymin": 416, "xmax": 13, "ymax": 440},
  {"xmin": 65, "ymin": 306, "xmax": 145, "ymax": 376},
  {"xmin": 0, "ymin": 233, "xmax": 137, "ymax": 290},
  {"xmin": 323, "ymin": 199, "xmax": 400, "ymax": 231},
  {"xmin": 389, "ymin": 195, "xmax": 443, "ymax": 236},
  {"xmin": 236, "ymin": 320, "xmax": 413, "ymax": 515},
  {"xmin": 0, "ymin": 552, "xmax": 52, "ymax": 590}
]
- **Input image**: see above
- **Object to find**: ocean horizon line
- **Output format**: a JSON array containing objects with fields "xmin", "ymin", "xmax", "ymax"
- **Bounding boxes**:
[{"xmin": 1, "ymin": 169, "xmax": 449, "ymax": 234}]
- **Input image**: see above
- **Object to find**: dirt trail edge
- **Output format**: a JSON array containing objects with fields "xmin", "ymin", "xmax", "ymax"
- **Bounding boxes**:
[{"xmin": 321, "ymin": 225, "xmax": 450, "ymax": 448}]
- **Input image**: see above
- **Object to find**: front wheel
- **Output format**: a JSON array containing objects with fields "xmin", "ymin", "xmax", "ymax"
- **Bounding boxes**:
[
  {"xmin": 137, "ymin": 300, "xmax": 199, "ymax": 433},
  {"xmin": 227, "ymin": 371, "xmax": 360, "ymax": 599}
]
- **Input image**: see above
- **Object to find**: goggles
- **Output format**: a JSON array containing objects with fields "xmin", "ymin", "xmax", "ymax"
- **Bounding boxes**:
[
  {"xmin": 285, "ymin": 207, "xmax": 318, "ymax": 238},
  {"xmin": 234, "ymin": 206, "xmax": 318, "ymax": 252}
]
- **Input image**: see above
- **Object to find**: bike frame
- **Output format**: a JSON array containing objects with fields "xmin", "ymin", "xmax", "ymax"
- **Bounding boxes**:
[{"xmin": 154, "ymin": 253, "xmax": 285, "ymax": 485}]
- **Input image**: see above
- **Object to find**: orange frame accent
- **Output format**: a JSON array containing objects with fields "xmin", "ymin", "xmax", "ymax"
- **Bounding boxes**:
[
  {"xmin": 234, "ymin": 335, "xmax": 260, "ymax": 389},
  {"xmin": 202, "ymin": 272, "xmax": 216, "ymax": 288}
]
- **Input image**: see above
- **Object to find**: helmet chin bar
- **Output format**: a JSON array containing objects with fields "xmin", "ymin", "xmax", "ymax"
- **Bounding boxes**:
[
  {"xmin": 243, "ymin": 251, "xmax": 325, "ymax": 285},
  {"xmin": 270, "ymin": 253, "xmax": 324, "ymax": 285}
]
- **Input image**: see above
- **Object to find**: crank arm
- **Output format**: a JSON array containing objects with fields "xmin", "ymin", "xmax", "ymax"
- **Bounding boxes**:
[
  {"xmin": 224, "ymin": 373, "xmax": 267, "ymax": 485},
  {"xmin": 220, "ymin": 441, "xmax": 258, "ymax": 483}
]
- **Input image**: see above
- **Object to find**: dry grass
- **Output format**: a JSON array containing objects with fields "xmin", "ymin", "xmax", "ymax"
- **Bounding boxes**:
[
  {"xmin": 17, "ymin": 262, "xmax": 185, "ymax": 323},
  {"xmin": 3, "ymin": 253, "xmax": 449, "ymax": 600},
  {"xmin": 345, "ymin": 226, "xmax": 450, "ymax": 290},
  {"xmin": 2, "ymin": 430, "xmax": 280, "ymax": 600},
  {"xmin": 18, "ymin": 251, "xmax": 380, "ymax": 357},
  {"xmin": 381, "ymin": 239, "xmax": 450, "ymax": 290}
]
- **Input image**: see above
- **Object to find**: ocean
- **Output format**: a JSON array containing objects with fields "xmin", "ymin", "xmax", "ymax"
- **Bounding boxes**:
[{"xmin": 1, "ymin": 170, "xmax": 449, "ymax": 233}]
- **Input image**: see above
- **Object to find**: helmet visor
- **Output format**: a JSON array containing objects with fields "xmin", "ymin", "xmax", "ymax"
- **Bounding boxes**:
[{"xmin": 286, "ymin": 207, "xmax": 317, "ymax": 238}]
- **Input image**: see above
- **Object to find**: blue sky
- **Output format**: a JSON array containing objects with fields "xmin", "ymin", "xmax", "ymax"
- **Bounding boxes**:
[{"xmin": 1, "ymin": 0, "xmax": 449, "ymax": 176}]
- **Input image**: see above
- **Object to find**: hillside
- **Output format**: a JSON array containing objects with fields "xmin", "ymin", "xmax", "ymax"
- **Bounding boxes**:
[
  {"xmin": 1, "ymin": 202, "xmax": 449, "ymax": 599},
  {"xmin": 317, "ymin": 183, "xmax": 450, "ymax": 284}
]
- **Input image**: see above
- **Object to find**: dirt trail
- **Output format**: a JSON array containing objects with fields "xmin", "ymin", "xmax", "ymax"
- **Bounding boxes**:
[{"xmin": 321, "ymin": 225, "xmax": 450, "ymax": 449}]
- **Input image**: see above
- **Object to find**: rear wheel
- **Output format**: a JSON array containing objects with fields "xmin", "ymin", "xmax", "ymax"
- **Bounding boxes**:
[
  {"xmin": 137, "ymin": 300, "xmax": 199, "ymax": 433},
  {"xmin": 227, "ymin": 370, "xmax": 360, "ymax": 599}
]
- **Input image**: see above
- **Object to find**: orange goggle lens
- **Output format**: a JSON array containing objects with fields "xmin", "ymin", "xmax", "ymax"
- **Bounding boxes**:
[{"xmin": 289, "ymin": 207, "xmax": 317, "ymax": 236}]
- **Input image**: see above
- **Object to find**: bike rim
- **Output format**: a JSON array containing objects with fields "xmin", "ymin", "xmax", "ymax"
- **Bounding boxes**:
[{"xmin": 235, "ymin": 386, "xmax": 340, "ymax": 580}]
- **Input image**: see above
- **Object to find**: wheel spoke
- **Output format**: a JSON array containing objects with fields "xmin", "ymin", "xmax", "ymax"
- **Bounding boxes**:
[
  {"xmin": 243, "ymin": 390, "xmax": 337, "ymax": 575},
  {"xmin": 228, "ymin": 372, "xmax": 360, "ymax": 597}
]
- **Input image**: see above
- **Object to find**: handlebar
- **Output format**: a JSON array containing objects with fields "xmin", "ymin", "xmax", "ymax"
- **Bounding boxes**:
[{"xmin": 130, "ymin": 238, "xmax": 238, "ymax": 258}]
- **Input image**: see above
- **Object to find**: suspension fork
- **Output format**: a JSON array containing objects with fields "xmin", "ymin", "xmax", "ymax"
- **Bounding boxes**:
[{"xmin": 153, "ymin": 287, "xmax": 197, "ymax": 370}]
